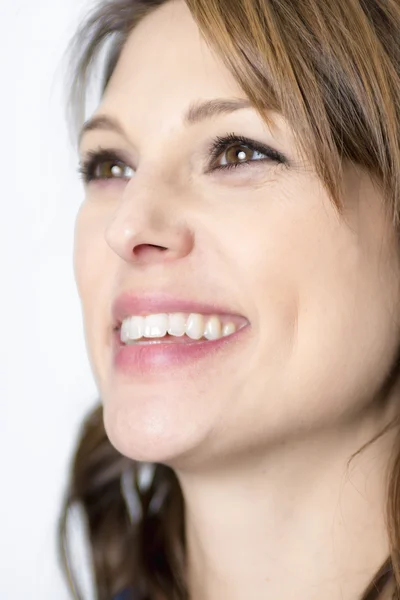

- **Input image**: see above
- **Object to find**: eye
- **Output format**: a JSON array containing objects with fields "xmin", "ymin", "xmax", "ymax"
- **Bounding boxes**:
[
  {"xmin": 208, "ymin": 133, "xmax": 289, "ymax": 172},
  {"xmin": 78, "ymin": 148, "xmax": 134, "ymax": 184},
  {"xmin": 219, "ymin": 144, "xmax": 266, "ymax": 167}
]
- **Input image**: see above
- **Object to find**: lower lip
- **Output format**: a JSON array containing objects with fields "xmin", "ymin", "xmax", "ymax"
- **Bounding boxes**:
[{"xmin": 112, "ymin": 327, "xmax": 249, "ymax": 376}]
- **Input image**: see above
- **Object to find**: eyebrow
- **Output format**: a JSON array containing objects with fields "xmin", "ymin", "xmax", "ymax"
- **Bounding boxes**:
[{"xmin": 78, "ymin": 98, "xmax": 253, "ymax": 146}]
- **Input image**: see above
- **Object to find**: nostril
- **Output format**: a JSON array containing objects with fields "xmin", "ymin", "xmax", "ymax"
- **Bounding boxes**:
[{"xmin": 132, "ymin": 243, "xmax": 168, "ymax": 258}]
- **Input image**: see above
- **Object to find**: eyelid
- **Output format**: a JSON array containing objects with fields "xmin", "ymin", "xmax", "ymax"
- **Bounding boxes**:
[
  {"xmin": 78, "ymin": 146, "xmax": 135, "ymax": 184},
  {"xmin": 79, "ymin": 145, "xmax": 134, "ymax": 168},
  {"xmin": 205, "ymin": 133, "xmax": 289, "ymax": 173}
]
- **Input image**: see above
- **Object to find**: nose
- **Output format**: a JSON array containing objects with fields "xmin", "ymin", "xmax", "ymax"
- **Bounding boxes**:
[{"xmin": 104, "ymin": 176, "xmax": 195, "ymax": 266}]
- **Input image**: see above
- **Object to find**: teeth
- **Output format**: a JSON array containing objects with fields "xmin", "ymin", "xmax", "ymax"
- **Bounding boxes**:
[
  {"xmin": 167, "ymin": 313, "xmax": 186, "ymax": 337},
  {"xmin": 121, "ymin": 319, "xmax": 130, "ymax": 344},
  {"xmin": 129, "ymin": 316, "xmax": 145, "ymax": 340},
  {"xmin": 222, "ymin": 322, "xmax": 236, "ymax": 337},
  {"xmin": 204, "ymin": 316, "xmax": 222, "ymax": 341},
  {"xmin": 143, "ymin": 313, "xmax": 169, "ymax": 338},
  {"xmin": 186, "ymin": 313, "xmax": 205, "ymax": 340},
  {"xmin": 120, "ymin": 313, "xmax": 241, "ymax": 343}
]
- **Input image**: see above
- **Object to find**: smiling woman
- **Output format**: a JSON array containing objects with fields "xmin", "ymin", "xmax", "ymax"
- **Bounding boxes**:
[{"xmin": 58, "ymin": 1, "xmax": 400, "ymax": 600}]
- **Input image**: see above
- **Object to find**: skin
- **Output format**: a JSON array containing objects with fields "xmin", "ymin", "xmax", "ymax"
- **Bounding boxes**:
[{"xmin": 74, "ymin": 1, "xmax": 400, "ymax": 598}]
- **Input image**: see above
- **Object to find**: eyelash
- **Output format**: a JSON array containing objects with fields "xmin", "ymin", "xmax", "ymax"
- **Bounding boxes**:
[{"xmin": 77, "ymin": 133, "xmax": 288, "ymax": 184}]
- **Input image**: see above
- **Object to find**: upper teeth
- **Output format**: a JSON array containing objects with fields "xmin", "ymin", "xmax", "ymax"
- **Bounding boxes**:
[{"xmin": 120, "ymin": 313, "xmax": 239, "ymax": 343}]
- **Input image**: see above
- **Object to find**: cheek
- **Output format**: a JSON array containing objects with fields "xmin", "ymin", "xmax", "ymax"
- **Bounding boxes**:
[
  {"xmin": 73, "ymin": 205, "xmax": 110, "ymax": 366},
  {"xmin": 272, "ymin": 231, "xmax": 400, "ymax": 425},
  {"xmin": 73, "ymin": 204, "xmax": 89, "ymax": 292},
  {"xmin": 73, "ymin": 203, "xmax": 105, "ymax": 301},
  {"xmin": 222, "ymin": 183, "xmax": 400, "ymax": 435}
]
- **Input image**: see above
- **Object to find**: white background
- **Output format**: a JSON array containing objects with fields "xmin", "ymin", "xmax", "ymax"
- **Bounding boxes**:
[{"xmin": 2, "ymin": 0, "xmax": 103, "ymax": 597}]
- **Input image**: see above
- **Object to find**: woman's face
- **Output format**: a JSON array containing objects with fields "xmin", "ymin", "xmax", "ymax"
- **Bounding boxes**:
[{"xmin": 74, "ymin": 0, "xmax": 400, "ymax": 469}]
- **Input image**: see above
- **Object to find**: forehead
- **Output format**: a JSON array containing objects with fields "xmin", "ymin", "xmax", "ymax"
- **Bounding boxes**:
[{"xmin": 99, "ymin": 1, "xmax": 246, "ymax": 124}]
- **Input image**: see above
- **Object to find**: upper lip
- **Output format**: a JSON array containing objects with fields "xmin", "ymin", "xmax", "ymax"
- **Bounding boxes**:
[{"xmin": 112, "ymin": 291, "xmax": 248, "ymax": 330}]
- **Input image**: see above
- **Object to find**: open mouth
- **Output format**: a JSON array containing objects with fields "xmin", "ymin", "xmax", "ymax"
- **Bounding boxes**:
[
  {"xmin": 116, "ymin": 312, "xmax": 248, "ymax": 345},
  {"xmin": 112, "ymin": 319, "xmax": 250, "ymax": 374}
]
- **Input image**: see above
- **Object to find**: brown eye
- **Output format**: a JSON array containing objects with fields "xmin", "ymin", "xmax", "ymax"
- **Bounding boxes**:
[
  {"xmin": 218, "ymin": 144, "xmax": 266, "ymax": 167},
  {"xmin": 94, "ymin": 161, "xmax": 132, "ymax": 179},
  {"xmin": 78, "ymin": 149, "xmax": 136, "ymax": 185},
  {"xmin": 207, "ymin": 134, "xmax": 288, "ymax": 173}
]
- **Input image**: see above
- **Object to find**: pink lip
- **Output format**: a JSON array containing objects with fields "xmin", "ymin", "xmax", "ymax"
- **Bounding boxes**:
[
  {"xmin": 110, "ymin": 291, "xmax": 250, "ymax": 376},
  {"xmin": 112, "ymin": 326, "xmax": 250, "ymax": 376}
]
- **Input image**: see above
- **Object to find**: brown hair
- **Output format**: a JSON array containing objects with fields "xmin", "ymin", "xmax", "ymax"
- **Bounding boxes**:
[{"xmin": 58, "ymin": 1, "xmax": 400, "ymax": 599}]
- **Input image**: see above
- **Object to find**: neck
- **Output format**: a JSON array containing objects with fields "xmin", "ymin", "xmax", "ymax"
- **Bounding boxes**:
[{"xmin": 177, "ymin": 412, "xmax": 397, "ymax": 600}]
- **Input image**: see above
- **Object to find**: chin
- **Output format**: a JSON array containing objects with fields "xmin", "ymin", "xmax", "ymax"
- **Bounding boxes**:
[{"xmin": 102, "ymin": 398, "xmax": 208, "ymax": 466}]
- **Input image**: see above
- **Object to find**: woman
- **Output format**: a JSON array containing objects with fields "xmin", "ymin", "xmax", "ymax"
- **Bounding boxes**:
[{"xmin": 58, "ymin": 0, "xmax": 400, "ymax": 599}]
